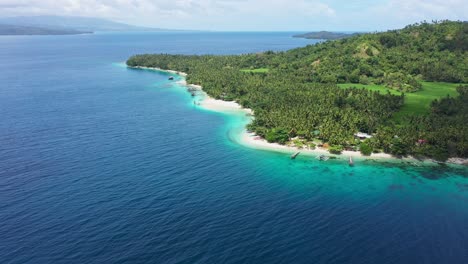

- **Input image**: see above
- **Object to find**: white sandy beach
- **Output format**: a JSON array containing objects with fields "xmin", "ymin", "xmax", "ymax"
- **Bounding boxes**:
[
  {"xmin": 197, "ymin": 90, "xmax": 393, "ymax": 160},
  {"xmin": 199, "ymin": 96, "xmax": 253, "ymax": 115},
  {"xmin": 132, "ymin": 66, "xmax": 188, "ymax": 77},
  {"xmin": 130, "ymin": 66, "xmax": 467, "ymax": 165},
  {"xmin": 240, "ymin": 131, "xmax": 393, "ymax": 159},
  {"xmin": 200, "ymin": 93, "xmax": 467, "ymax": 165}
]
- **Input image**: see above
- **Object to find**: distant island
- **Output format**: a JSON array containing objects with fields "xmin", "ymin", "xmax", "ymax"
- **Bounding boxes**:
[
  {"xmin": 0, "ymin": 24, "xmax": 91, "ymax": 35},
  {"xmin": 127, "ymin": 21, "xmax": 467, "ymax": 162},
  {"xmin": 0, "ymin": 15, "xmax": 183, "ymax": 35},
  {"xmin": 293, "ymin": 31, "xmax": 359, "ymax": 40}
]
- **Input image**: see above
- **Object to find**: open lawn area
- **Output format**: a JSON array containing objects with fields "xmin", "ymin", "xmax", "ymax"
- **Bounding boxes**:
[
  {"xmin": 337, "ymin": 83, "xmax": 402, "ymax": 95},
  {"xmin": 338, "ymin": 82, "xmax": 463, "ymax": 121}
]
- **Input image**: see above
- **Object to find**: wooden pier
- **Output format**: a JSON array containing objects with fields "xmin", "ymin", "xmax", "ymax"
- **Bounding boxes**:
[{"xmin": 291, "ymin": 152, "xmax": 300, "ymax": 159}]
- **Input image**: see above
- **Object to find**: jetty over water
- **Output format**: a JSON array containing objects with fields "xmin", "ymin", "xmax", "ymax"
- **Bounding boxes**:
[{"xmin": 291, "ymin": 152, "xmax": 300, "ymax": 159}]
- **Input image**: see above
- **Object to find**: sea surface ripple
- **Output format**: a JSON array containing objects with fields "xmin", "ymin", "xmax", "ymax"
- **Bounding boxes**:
[{"xmin": 0, "ymin": 32, "xmax": 467, "ymax": 264}]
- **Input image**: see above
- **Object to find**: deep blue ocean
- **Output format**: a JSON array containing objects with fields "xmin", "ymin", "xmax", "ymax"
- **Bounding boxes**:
[{"xmin": 0, "ymin": 32, "xmax": 467, "ymax": 264}]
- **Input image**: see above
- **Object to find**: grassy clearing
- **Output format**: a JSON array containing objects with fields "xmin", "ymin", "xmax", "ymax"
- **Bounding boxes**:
[
  {"xmin": 397, "ymin": 82, "xmax": 460, "ymax": 118},
  {"xmin": 240, "ymin": 68, "xmax": 269, "ymax": 73},
  {"xmin": 338, "ymin": 82, "xmax": 463, "ymax": 120},
  {"xmin": 337, "ymin": 83, "xmax": 402, "ymax": 95}
]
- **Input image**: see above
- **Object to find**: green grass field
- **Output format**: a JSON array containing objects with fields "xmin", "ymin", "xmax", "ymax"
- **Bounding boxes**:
[
  {"xmin": 337, "ymin": 83, "xmax": 402, "ymax": 95},
  {"xmin": 338, "ymin": 82, "xmax": 462, "ymax": 121},
  {"xmin": 240, "ymin": 68, "xmax": 269, "ymax": 73}
]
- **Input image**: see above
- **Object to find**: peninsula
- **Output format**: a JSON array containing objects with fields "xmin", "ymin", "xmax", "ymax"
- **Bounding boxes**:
[
  {"xmin": 127, "ymin": 21, "xmax": 468, "ymax": 162},
  {"xmin": 0, "ymin": 16, "xmax": 183, "ymax": 34},
  {"xmin": 0, "ymin": 24, "xmax": 91, "ymax": 35},
  {"xmin": 293, "ymin": 31, "xmax": 358, "ymax": 40}
]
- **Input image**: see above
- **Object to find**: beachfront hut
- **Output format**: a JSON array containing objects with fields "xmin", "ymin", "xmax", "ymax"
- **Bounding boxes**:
[{"xmin": 354, "ymin": 132, "xmax": 372, "ymax": 140}]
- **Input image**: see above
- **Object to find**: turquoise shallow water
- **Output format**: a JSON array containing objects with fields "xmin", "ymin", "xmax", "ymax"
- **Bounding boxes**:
[
  {"xmin": 208, "ymin": 90, "xmax": 468, "ymax": 200},
  {"xmin": 0, "ymin": 32, "xmax": 467, "ymax": 264}
]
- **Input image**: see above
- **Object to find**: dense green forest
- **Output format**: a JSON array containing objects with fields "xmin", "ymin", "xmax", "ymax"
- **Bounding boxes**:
[{"xmin": 127, "ymin": 21, "xmax": 468, "ymax": 161}]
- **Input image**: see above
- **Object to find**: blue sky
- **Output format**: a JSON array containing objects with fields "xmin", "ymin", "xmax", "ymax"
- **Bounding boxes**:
[{"xmin": 0, "ymin": 0, "xmax": 466, "ymax": 31}]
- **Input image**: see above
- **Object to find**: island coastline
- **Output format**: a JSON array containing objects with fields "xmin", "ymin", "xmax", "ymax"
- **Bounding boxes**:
[{"xmin": 128, "ymin": 65, "xmax": 467, "ymax": 167}]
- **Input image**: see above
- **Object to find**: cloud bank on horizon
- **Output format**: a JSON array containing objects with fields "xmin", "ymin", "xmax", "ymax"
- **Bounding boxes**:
[{"xmin": 0, "ymin": 0, "xmax": 466, "ymax": 31}]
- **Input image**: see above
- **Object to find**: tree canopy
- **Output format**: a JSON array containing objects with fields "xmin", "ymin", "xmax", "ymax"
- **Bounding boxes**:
[{"xmin": 127, "ymin": 21, "xmax": 468, "ymax": 161}]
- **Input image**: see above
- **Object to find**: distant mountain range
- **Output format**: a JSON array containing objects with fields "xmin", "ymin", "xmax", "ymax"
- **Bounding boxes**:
[
  {"xmin": 0, "ymin": 24, "xmax": 91, "ymax": 35},
  {"xmin": 0, "ymin": 16, "xmax": 178, "ymax": 35},
  {"xmin": 293, "ymin": 31, "xmax": 360, "ymax": 40}
]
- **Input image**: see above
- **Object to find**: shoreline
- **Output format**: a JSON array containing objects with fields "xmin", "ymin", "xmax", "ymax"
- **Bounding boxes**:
[{"xmin": 128, "ymin": 65, "xmax": 468, "ymax": 166}]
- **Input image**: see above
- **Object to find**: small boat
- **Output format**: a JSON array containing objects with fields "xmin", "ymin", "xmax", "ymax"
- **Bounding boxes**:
[
  {"xmin": 291, "ymin": 152, "xmax": 300, "ymax": 159},
  {"xmin": 349, "ymin": 156, "xmax": 354, "ymax": 166},
  {"xmin": 316, "ymin": 155, "xmax": 329, "ymax": 161},
  {"xmin": 168, "ymin": 76, "xmax": 174, "ymax": 80}
]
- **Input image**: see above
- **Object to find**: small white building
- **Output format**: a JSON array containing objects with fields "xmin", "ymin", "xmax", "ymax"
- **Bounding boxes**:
[{"xmin": 354, "ymin": 132, "xmax": 373, "ymax": 139}]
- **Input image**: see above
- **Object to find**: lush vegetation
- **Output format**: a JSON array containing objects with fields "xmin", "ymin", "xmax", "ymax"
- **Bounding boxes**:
[
  {"xmin": 359, "ymin": 143, "xmax": 373, "ymax": 156},
  {"xmin": 127, "ymin": 21, "xmax": 468, "ymax": 161},
  {"xmin": 240, "ymin": 68, "xmax": 269, "ymax": 73}
]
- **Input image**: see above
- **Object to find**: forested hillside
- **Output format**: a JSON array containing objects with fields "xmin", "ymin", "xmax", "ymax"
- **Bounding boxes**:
[
  {"xmin": 287, "ymin": 21, "xmax": 467, "ymax": 92},
  {"xmin": 127, "ymin": 21, "xmax": 468, "ymax": 161}
]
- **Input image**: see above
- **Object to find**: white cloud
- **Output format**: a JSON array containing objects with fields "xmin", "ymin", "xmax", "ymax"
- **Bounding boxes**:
[
  {"xmin": 375, "ymin": 0, "xmax": 466, "ymax": 20},
  {"xmin": 374, "ymin": 0, "xmax": 465, "ymax": 30},
  {"xmin": 0, "ymin": 0, "xmax": 336, "ymax": 29},
  {"xmin": 320, "ymin": 0, "xmax": 468, "ymax": 31},
  {"xmin": 0, "ymin": 0, "xmax": 466, "ymax": 30}
]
